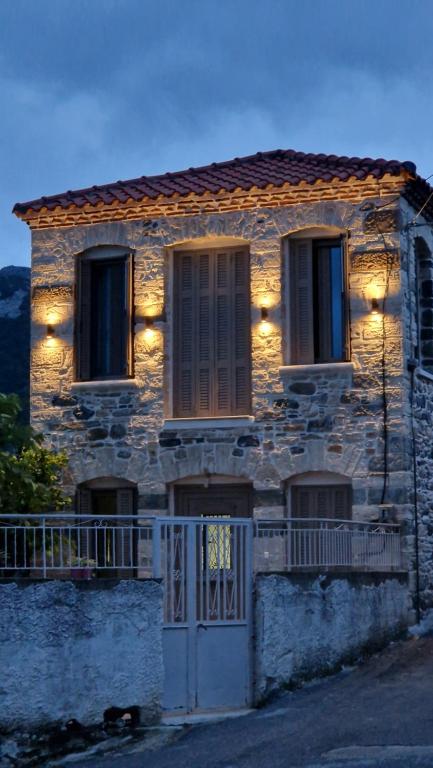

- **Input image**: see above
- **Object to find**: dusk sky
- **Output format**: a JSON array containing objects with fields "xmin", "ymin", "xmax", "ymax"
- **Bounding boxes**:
[{"xmin": 1, "ymin": 0, "xmax": 433, "ymax": 267}]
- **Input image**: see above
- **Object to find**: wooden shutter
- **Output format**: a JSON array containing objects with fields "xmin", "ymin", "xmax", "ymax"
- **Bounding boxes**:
[
  {"xmin": 125, "ymin": 254, "xmax": 134, "ymax": 377},
  {"xmin": 174, "ymin": 253, "xmax": 196, "ymax": 417},
  {"xmin": 292, "ymin": 485, "xmax": 351, "ymax": 519},
  {"xmin": 233, "ymin": 250, "xmax": 252, "ymax": 414},
  {"xmin": 76, "ymin": 259, "xmax": 92, "ymax": 380},
  {"xmin": 289, "ymin": 240, "xmax": 314, "ymax": 364},
  {"xmin": 173, "ymin": 247, "xmax": 251, "ymax": 417},
  {"xmin": 198, "ymin": 253, "xmax": 214, "ymax": 415}
]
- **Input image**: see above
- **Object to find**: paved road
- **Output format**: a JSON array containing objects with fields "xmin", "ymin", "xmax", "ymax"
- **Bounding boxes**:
[{"xmin": 76, "ymin": 635, "xmax": 433, "ymax": 768}]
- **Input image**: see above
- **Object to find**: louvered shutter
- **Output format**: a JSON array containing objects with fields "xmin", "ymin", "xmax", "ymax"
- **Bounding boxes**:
[
  {"xmin": 215, "ymin": 252, "xmax": 231, "ymax": 416},
  {"xmin": 289, "ymin": 240, "xmax": 314, "ymax": 364},
  {"xmin": 214, "ymin": 248, "xmax": 251, "ymax": 416},
  {"xmin": 174, "ymin": 253, "xmax": 196, "ymax": 417},
  {"xmin": 174, "ymin": 247, "xmax": 251, "ymax": 417},
  {"xmin": 233, "ymin": 250, "xmax": 252, "ymax": 414},
  {"xmin": 117, "ymin": 488, "xmax": 135, "ymax": 573},
  {"xmin": 126, "ymin": 254, "xmax": 134, "ymax": 377},
  {"xmin": 198, "ymin": 253, "xmax": 214, "ymax": 415},
  {"xmin": 76, "ymin": 259, "xmax": 92, "ymax": 380}
]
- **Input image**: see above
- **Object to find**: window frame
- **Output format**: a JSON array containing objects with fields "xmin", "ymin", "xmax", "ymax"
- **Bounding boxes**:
[
  {"xmin": 75, "ymin": 247, "xmax": 134, "ymax": 382},
  {"xmin": 284, "ymin": 232, "xmax": 350, "ymax": 366}
]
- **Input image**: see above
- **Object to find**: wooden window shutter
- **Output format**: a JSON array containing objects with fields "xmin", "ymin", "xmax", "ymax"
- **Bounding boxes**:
[
  {"xmin": 174, "ymin": 253, "xmax": 196, "ymax": 417},
  {"xmin": 213, "ymin": 248, "xmax": 251, "ymax": 416},
  {"xmin": 125, "ymin": 254, "xmax": 134, "ymax": 377},
  {"xmin": 76, "ymin": 259, "xmax": 92, "ymax": 380},
  {"xmin": 289, "ymin": 240, "xmax": 314, "ymax": 364},
  {"xmin": 198, "ymin": 253, "xmax": 214, "ymax": 415},
  {"xmin": 215, "ymin": 252, "xmax": 231, "ymax": 416},
  {"xmin": 233, "ymin": 250, "xmax": 252, "ymax": 414},
  {"xmin": 173, "ymin": 247, "xmax": 251, "ymax": 417}
]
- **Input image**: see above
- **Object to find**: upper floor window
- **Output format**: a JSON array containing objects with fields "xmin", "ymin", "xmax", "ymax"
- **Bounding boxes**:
[
  {"xmin": 415, "ymin": 236, "xmax": 433, "ymax": 373},
  {"xmin": 172, "ymin": 246, "xmax": 252, "ymax": 418},
  {"xmin": 76, "ymin": 248, "xmax": 133, "ymax": 380},
  {"xmin": 287, "ymin": 235, "xmax": 348, "ymax": 365}
]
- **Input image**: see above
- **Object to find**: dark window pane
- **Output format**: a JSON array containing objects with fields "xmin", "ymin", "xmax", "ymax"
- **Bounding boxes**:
[
  {"xmin": 329, "ymin": 245, "xmax": 344, "ymax": 360},
  {"xmin": 313, "ymin": 241, "xmax": 344, "ymax": 363},
  {"xmin": 90, "ymin": 259, "xmax": 126, "ymax": 377}
]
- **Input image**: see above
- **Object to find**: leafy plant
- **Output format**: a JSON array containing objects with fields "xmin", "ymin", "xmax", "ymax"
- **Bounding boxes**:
[{"xmin": 0, "ymin": 392, "xmax": 69, "ymax": 514}]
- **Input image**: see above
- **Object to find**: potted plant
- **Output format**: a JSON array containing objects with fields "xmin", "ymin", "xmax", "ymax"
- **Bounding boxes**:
[{"xmin": 70, "ymin": 557, "xmax": 96, "ymax": 580}]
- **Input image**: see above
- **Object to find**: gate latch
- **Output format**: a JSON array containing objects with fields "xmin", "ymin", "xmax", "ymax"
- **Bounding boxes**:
[{"xmin": 197, "ymin": 623, "xmax": 208, "ymax": 631}]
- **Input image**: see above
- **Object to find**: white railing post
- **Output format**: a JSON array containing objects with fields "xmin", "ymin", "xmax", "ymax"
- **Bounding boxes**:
[{"xmin": 42, "ymin": 517, "xmax": 47, "ymax": 579}]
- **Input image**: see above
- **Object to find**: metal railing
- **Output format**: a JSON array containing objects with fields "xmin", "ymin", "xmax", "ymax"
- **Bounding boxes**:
[
  {"xmin": 0, "ymin": 514, "xmax": 402, "ymax": 578},
  {"xmin": 0, "ymin": 515, "xmax": 154, "ymax": 579},
  {"xmin": 255, "ymin": 518, "xmax": 402, "ymax": 572}
]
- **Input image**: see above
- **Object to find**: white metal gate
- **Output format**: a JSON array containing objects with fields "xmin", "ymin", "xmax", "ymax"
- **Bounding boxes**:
[{"xmin": 155, "ymin": 517, "xmax": 252, "ymax": 713}]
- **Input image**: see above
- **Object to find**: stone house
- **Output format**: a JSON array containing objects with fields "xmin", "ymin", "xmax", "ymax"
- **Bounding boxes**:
[{"xmin": 7, "ymin": 148, "xmax": 433, "ymax": 717}]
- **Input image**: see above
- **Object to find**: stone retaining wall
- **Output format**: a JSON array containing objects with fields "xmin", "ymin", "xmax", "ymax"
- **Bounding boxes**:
[
  {"xmin": 254, "ymin": 572, "xmax": 410, "ymax": 700},
  {"xmin": 0, "ymin": 579, "xmax": 163, "ymax": 731}
]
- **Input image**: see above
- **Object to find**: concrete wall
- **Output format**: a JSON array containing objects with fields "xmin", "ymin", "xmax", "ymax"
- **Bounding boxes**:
[
  {"xmin": 0, "ymin": 579, "xmax": 163, "ymax": 731},
  {"xmin": 255, "ymin": 572, "xmax": 410, "ymax": 700}
]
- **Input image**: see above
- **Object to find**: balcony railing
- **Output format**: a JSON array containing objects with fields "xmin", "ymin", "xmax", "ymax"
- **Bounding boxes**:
[
  {"xmin": 254, "ymin": 518, "xmax": 402, "ymax": 572},
  {"xmin": 0, "ymin": 514, "xmax": 402, "ymax": 578}
]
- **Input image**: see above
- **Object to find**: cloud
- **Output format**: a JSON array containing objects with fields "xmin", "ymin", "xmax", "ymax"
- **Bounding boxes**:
[{"xmin": 1, "ymin": 0, "xmax": 433, "ymax": 266}]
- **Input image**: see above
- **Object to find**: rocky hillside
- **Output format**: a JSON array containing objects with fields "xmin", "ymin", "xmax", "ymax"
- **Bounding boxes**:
[{"xmin": 0, "ymin": 265, "xmax": 30, "ymax": 421}]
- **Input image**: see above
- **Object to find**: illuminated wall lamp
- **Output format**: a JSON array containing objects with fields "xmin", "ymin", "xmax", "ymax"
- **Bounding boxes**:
[
  {"xmin": 142, "ymin": 308, "xmax": 166, "ymax": 328},
  {"xmin": 260, "ymin": 306, "xmax": 269, "ymax": 322},
  {"xmin": 371, "ymin": 298, "xmax": 380, "ymax": 315},
  {"xmin": 46, "ymin": 323, "xmax": 55, "ymax": 338}
]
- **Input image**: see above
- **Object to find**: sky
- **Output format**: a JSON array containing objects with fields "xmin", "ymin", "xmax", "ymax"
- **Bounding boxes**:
[{"xmin": 1, "ymin": 0, "xmax": 433, "ymax": 268}]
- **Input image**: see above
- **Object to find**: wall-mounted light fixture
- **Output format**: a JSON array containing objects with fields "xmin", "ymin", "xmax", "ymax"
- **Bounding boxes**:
[
  {"xmin": 260, "ymin": 306, "xmax": 269, "ymax": 322},
  {"xmin": 46, "ymin": 323, "xmax": 55, "ymax": 338},
  {"xmin": 371, "ymin": 297, "xmax": 380, "ymax": 315},
  {"xmin": 137, "ymin": 308, "xmax": 166, "ymax": 327}
]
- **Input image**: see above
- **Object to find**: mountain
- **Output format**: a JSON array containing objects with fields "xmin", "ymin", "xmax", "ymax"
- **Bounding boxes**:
[{"xmin": 0, "ymin": 265, "xmax": 30, "ymax": 422}]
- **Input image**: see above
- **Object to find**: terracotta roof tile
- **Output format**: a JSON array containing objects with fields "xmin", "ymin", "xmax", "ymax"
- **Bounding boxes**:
[{"xmin": 13, "ymin": 148, "xmax": 419, "ymax": 216}]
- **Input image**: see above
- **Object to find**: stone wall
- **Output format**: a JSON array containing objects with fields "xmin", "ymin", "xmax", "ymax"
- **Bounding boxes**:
[
  {"xmin": 0, "ymin": 579, "xmax": 163, "ymax": 731},
  {"xmin": 254, "ymin": 572, "xmax": 410, "ymax": 700},
  {"xmin": 399, "ymin": 199, "xmax": 433, "ymax": 607},
  {"xmin": 29, "ymin": 197, "xmax": 411, "ymax": 521}
]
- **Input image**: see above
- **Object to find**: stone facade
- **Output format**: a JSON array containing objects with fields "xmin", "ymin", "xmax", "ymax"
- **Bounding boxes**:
[{"xmin": 26, "ymin": 184, "xmax": 433, "ymax": 606}]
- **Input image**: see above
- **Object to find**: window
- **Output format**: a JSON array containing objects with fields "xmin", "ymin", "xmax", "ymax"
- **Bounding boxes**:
[
  {"xmin": 173, "ymin": 247, "xmax": 251, "ymax": 417},
  {"xmin": 415, "ymin": 237, "xmax": 433, "ymax": 373},
  {"xmin": 288, "ymin": 237, "xmax": 348, "ymax": 364},
  {"xmin": 291, "ymin": 483, "xmax": 352, "ymax": 520},
  {"xmin": 77, "ymin": 482, "xmax": 136, "ymax": 576},
  {"xmin": 76, "ymin": 249, "xmax": 133, "ymax": 380},
  {"xmin": 290, "ymin": 477, "xmax": 352, "ymax": 568}
]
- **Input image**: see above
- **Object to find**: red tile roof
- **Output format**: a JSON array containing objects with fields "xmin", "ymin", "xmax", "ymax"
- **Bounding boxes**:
[{"xmin": 13, "ymin": 149, "xmax": 417, "ymax": 216}]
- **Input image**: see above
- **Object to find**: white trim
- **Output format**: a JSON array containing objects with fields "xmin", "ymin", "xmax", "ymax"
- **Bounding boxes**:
[
  {"xmin": 416, "ymin": 367, "xmax": 433, "ymax": 384},
  {"xmin": 279, "ymin": 362, "xmax": 354, "ymax": 376},
  {"xmin": 163, "ymin": 416, "xmax": 255, "ymax": 430},
  {"xmin": 71, "ymin": 378, "xmax": 139, "ymax": 392}
]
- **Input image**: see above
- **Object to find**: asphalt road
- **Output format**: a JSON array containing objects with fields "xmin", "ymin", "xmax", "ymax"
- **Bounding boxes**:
[{"xmin": 75, "ymin": 635, "xmax": 433, "ymax": 768}]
